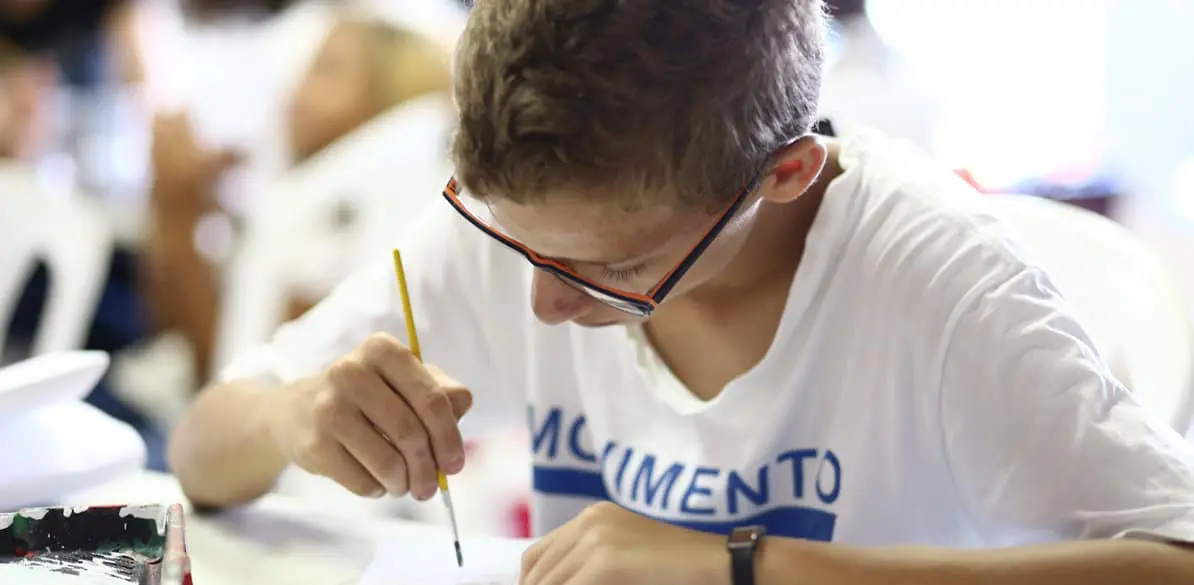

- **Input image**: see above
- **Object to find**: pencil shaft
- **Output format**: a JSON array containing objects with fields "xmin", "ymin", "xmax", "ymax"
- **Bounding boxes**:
[{"xmin": 392, "ymin": 249, "xmax": 464, "ymax": 568}]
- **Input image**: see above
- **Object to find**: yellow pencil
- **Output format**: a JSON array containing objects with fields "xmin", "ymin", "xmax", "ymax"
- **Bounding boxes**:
[{"xmin": 392, "ymin": 249, "xmax": 464, "ymax": 568}]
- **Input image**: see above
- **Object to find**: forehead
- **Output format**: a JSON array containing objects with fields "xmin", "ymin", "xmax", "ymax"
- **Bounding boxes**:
[{"xmin": 487, "ymin": 198, "xmax": 711, "ymax": 264}]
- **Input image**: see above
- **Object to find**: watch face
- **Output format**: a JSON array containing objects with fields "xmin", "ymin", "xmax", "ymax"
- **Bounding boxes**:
[{"xmin": 727, "ymin": 526, "xmax": 762, "ymax": 549}]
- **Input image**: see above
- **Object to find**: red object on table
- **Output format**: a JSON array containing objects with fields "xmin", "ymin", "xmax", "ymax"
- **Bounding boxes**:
[{"xmin": 510, "ymin": 500, "xmax": 532, "ymax": 538}]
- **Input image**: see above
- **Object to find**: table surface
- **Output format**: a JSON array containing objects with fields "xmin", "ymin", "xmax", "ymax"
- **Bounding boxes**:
[{"xmin": 63, "ymin": 471, "xmax": 448, "ymax": 585}]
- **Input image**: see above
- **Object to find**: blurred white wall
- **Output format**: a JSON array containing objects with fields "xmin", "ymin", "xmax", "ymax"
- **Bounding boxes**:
[{"xmin": 867, "ymin": 0, "xmax": 1193, "ymax": 303}]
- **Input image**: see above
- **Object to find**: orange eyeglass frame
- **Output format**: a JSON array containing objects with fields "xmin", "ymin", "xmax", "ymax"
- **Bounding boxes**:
[{"xmin": 441, "ymin": 168, "xmax": 765, "ymax": 317}]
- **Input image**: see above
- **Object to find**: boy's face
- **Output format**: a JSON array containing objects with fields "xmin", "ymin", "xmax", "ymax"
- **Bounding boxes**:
[
  {"xmin": 455, "ymin": 137, "xmax": 828, "ymax": 327},
  {"xmin": 486, "ymin": 190, "xmax": 764, "ymax": 327},
  {"xmin": 289, "ymin": 25, "xmax": 377, "ymax": 162}
]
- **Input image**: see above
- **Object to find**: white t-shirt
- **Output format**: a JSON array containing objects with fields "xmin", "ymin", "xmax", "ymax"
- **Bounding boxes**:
[{"xmin": 222, "ymin": 129, "xmax": 1194, "ymax": 547}]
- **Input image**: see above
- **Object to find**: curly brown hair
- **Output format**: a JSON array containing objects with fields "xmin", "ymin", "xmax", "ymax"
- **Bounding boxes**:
[{"xmin": 451, "ymin": 0, "xmax": 827, "ymax": 210}]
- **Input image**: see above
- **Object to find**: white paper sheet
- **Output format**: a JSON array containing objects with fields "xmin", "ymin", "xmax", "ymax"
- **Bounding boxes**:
[{"xmin": 358, "ymin": 537, "xmax": 534, "ymax": 585}]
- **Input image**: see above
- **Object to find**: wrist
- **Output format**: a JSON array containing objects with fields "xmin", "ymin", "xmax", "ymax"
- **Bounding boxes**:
[
  {"xmin": 255, "ymin": 382, "xmax": 302, "ymax": 470},
  {"xmin": 755, "ymin": 538, "xmax": 838, "ymax": 585}
]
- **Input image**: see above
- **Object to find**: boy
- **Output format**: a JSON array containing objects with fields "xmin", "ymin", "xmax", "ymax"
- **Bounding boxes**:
[{"xmin": 169, "ymin": 1, "xmax": 1194, "ymax": 584}]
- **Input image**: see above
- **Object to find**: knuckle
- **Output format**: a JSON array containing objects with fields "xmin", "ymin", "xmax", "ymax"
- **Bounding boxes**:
[
  {"xmin": 581, "ymin": 525, "xmax": 607, "ymax": 547},
  {"xmin": 311, "ymin": 389, "xmax": 346, "ymax": 428},
  {"xmin": 393, "ymin": 424, "xmax": 430, "ymax": 452},
  {"xmin": 582, "ymin": 501, "xmax": 613, "ymax": 521},
  {"xmin": 422, "ymin": 391, "xmax": 453, "ymax": 419},
  {"xmin": 326, "ymin": 358, "xmax": 364, "ymax": 390},
  {"xmin": 403, "ymin": 443, "xmax": 433, "ymax": 470},
  {"xmin": 360, "ymin": 333, "xmax": 406, "ymax": 363},
  {"xmin": 402, "ymin": 375, "xmax": 435, "ymax": 398}
]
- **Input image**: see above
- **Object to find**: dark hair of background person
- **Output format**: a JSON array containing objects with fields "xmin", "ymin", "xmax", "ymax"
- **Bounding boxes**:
[
  {"xmin": 0, "ymin": 0, "xmax": 124, "ymax": 86},
  {"xmin": 825, "ymin": 0, "xmax": 866, "ymax": 19},
  {"xmin": 182, "ymin": 0, "xmax": 299, "ymax": 20}
]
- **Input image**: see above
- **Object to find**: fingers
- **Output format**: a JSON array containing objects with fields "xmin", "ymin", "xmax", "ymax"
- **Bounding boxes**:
[
  {"xmin": 316, "ymin": 333, "xmax": 472, "ymax": 503},
  {"xmin": 334, "ymin": 408, "xmax": 410, "ymax": 496},
  {"xmin": 326, "ymin": 356, "xmax": 423, "ymax": 496},
  {"xmin": 358, "ymin": 335, "xmax": 468, "ymax": 476},
  {"xmin": 319, "ymin": 444, "xmax": 384, "ymax": 499},
  {"xmin": 350, "ymin": 372, "xmax": 439, "ymax": 500},
  {"xmin": 521, "ymin": 534, "xmax": 582, "ymax": 585}
]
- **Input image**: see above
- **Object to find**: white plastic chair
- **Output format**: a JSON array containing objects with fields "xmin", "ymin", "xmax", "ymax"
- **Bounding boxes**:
[
  {"xmin": 211, "ymin": 95, "xmax": 454, "ymax": 374},
  {"xmin": 987, "ymin": 194, "xmax": 1194, "ymax": 434},
  {"xmin": 0, "ymin": 162, "xmax": 114, "ymax": 357}
]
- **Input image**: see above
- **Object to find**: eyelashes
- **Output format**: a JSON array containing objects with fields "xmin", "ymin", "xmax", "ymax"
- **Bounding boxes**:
[{"xmin": 601, "ymin": 264, "xmax": 645, "ymax": 284}]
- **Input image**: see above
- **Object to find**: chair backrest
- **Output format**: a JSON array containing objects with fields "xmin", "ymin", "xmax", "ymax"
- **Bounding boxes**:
[
  {"xmin": 0, "ymin": 163, "xmax": 113, "ymax": 358},
  {"xmin": 212, "ymin": 95, "xmax": 454, "ymax": 374},
  {"xmin": 987, "ymin": 194, "xmax": 1194, "ymax": 433}
]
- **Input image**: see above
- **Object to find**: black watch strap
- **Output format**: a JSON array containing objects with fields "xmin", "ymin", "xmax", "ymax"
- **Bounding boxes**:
[{"xmin": 727, "ymin": 525, "xmax": 765, "ymax": 585}]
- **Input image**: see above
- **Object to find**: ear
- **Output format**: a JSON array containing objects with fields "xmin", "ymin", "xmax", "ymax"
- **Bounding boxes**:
[{"xmin": 760, "ymin": 136, "xmax": 828, "ymax": 205}]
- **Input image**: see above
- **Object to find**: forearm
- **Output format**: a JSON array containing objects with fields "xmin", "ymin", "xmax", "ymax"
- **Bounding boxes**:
[
  {"xmin": 167, "ymin": 379, "xmax": 291, "ymax": 508},
  {"xmin": 760, "ymin": 537, "xmax": 1194, "ymax": 585},
  {"xmin": 142, "ymin": 199, "xmax": 220, "ymax": 377}
]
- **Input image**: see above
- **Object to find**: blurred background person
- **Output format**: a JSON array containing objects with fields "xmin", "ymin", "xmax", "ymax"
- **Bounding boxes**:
[
  {"xmin": 131, "ymin": 13, "xmax": 453, "ymax": 411},
  {"xmin": 0, "ymin": 43, "xmax": 55, "ymax": 161},
  {"xmin": 134, "ymin": 0, "xmax": 465, "ymax": 384}
]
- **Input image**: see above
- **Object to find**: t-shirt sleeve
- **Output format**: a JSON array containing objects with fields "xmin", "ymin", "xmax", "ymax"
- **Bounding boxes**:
[
  {"xmin": 938, "ymin": 266, "xmax": 1194, "ymax": 544},
  {"xmin": 219, "ymin": 203, "xmax": 522, "ymax": 435}
]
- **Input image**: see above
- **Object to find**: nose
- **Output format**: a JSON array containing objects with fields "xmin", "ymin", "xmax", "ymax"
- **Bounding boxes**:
[{"xmin": 531, "ymin": 270, "xmax": 595, "ymax": 325}]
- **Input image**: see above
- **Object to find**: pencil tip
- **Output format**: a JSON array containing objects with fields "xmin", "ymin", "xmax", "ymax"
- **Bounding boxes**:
[{"xmin": 455, "ymin": 541, "xmax": 464, "ymax": 567}]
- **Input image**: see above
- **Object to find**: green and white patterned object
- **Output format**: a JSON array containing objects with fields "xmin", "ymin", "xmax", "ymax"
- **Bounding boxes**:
[{"xmin": 0, "ymin": 503, "xmax": 190, "ymax": 584}]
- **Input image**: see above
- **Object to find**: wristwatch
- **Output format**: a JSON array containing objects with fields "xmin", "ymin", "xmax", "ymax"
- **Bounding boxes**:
[{"xmin": 727, "ymin": 525, "xmax": 766, "ymax": 585}]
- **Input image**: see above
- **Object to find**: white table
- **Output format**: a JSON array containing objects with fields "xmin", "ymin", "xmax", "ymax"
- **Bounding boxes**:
[{"xmin": 64, "ymin": 471, "xmax": 449, "ymax": 585}]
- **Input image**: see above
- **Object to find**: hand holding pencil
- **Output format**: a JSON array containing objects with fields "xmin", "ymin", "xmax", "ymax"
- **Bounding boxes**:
[{"xmin": 265, "ymin": 254, "xmax": 473, "ymax": 557}]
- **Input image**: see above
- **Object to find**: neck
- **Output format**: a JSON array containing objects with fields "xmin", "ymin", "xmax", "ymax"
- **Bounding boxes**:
[{"xmin": 690, "ymin": 142, "xmax": 844, "ymax": 300}]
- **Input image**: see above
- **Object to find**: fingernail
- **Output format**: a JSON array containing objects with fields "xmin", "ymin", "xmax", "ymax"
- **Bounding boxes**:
[
  {"xmin": 447, "ymin": 456, "xmax": 465, "ymax": 474},
  {"xmin": 369, "ymin": 488, "xmax": 385, "ymax": 499}
]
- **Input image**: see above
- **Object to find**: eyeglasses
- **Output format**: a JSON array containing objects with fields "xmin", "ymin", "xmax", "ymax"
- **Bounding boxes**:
[{"xmin": 441, "ymin": 169, "xmax": 765, "ymax": 317}]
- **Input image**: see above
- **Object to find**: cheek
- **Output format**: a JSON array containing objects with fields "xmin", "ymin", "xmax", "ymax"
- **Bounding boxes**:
[{"xmin": 670, "ymin": 228, "xmax": 749, "ymax": 287}]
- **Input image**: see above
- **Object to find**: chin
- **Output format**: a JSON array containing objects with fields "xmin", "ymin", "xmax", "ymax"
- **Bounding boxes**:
[
  {"xmin": 572, "ymin": 319, "xmax": 620, "ymax": 328},
  {"xmin": 572, "ymin": 315, "xmax": 643, "ymax": 328}
]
